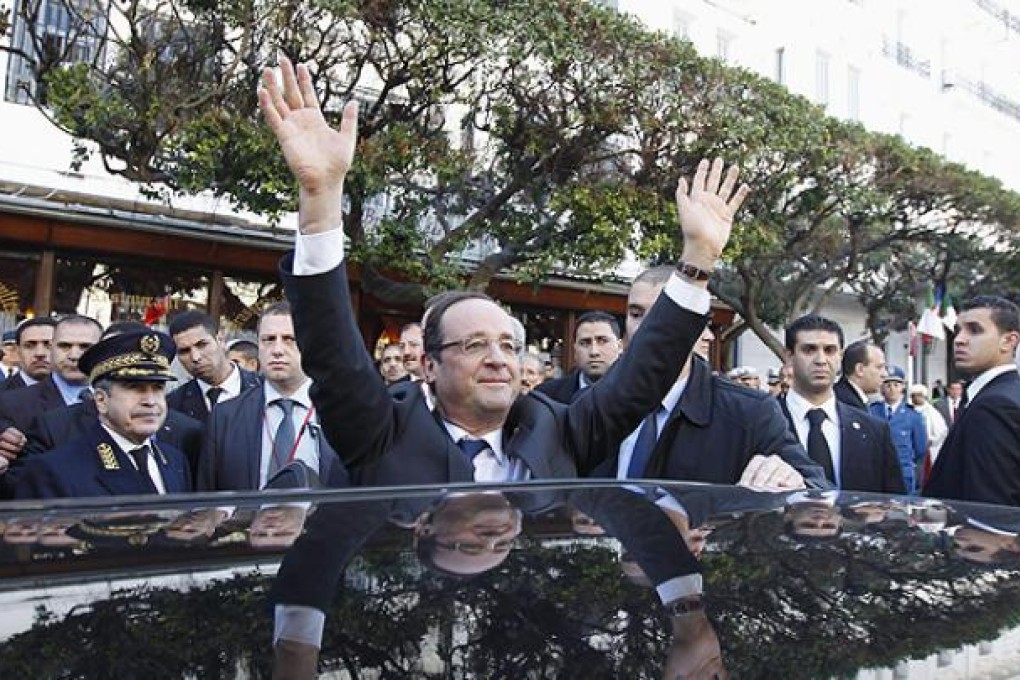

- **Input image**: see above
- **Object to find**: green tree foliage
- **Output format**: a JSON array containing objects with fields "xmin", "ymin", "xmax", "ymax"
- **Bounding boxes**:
[{"xmin": 5, "ymin": 0, "xmax": 1020, "ymax": 344}]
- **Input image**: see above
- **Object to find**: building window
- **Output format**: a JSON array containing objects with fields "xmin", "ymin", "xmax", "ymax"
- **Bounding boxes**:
[
  {"xmin": 4, "ymin": 0, "xmax": 107, "ymax": 105},
  {"xmin": 775, "ymin": 47, "xmax": 786, "ymax": 84},
  {"xmin": 815, "ymin": 50, "xmax": 830, "ymax": 105},
  {"xmin": 672, "ymin": 8, "xmax": 692, "ymax": 39},
  {"xmin": 847, "ymin": 65, "xmax": 861, "ymax": 120},
  {"xmin": 717, "ymin": 31, "xmax": 733, "ymax": 61}
]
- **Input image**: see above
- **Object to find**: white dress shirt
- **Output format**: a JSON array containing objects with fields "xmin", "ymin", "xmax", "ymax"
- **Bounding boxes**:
[
  {"xmin": 260, "ymin": 379, "xmax": 320, "ymax": 488},
  {"xmin": 101, "ymin": 425, "xmax": 167, "ymax": 494},
  {"xmin": 196, "ymin": 363, "xmax": 244, "ymax": 410},
  {"xmin": 966, "ymin": 363, "xmax": 1017, "ymax": 403},
  {"xmin": 785, "ymin": 389, "xmax": 841, "ymax": 487},
  {"xmin": 441, "ymin": 421, "xmax": 529, "ymax": 482},
  {"xmin": 277, "ymin": 227, "xmax": 712, "ymax": 647},
  {"xmin": 616, "ymin": 376, "xmax": 689, "ymax": 479}
]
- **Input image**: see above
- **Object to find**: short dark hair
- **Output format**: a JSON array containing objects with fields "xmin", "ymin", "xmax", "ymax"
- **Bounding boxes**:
[
  {"xmin": 960, "ymin": 295, "xmax": 1020, "ymax": 334},
  {"xmin": 422, "ymin": 291, "xmax": 494, "ymax": 362},
  {"xmin": 103, "ymin": 321, "xmax": 148, "ymax": 339},
  {"xmin": 55, "ymin": 314, "xmax": 103, "ymax": 336},
  {"xmin": 168, "ymin": 310, "xmax": 218, "ymax": 338},
  {"xmin": 632, "ymin": 265, "xmax": 675, "ymax": 288},
  {"xmin": 841, "ymin": 340, "xmax": 872, "ymax": 376},
  {"xmin": 575, "ymin": 311, "xmax": 621, "ymax": 341},
  {"xmin": 15, "ymin": 317, "xmax": 56, "ymax": 344},
  {"xmin": 258, "ymin": 301, "xmax": 292, "ymax": 330},
  {"xmin": 228, "ymin": 339, "xmax": 258, "ymax": 361},
  {"xmin": 785, "ymin": 315, "xmax": 844, "ymax": 352}
]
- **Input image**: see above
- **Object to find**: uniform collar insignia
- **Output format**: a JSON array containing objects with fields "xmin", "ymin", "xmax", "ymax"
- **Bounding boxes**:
[{"xmin": 97, "ymin": 442, "xmax": 120, "ymax": 470}]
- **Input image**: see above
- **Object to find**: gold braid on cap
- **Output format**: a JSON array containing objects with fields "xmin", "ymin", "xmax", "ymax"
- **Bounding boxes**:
[{"xmin": 89, "ymin": 352, "xmax": 171, "ymax": 382}]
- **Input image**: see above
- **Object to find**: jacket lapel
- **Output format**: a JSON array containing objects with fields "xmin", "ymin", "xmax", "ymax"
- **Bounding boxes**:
[
  {"xmin": 152, "ymin": 441, "xmax": 188, "ymax": 493},
  {"xmin": 88, "ymin": 425, "xmax": 153, "ymax": 495},
  {"xmin": 836, "ymin": 402, "xmax": 870, "ymax": 488}
]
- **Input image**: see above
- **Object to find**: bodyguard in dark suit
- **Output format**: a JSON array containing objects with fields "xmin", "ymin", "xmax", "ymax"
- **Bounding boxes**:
[
  {"xmin": 0, "ymin": 318, "xmax": 56, "ymax": 393},
  {"xmin": 834, "ymin": 340, "xmax": 888, "ymax": 412},
  {"xmin": 0, "ymin": 316, "xmax": 102, "ymax": 474},
  {"xmin": 925, "ymin": 296, "xmax": 1020, "ymax": 506},
  {"xmin": 609, "ymin": 355, "xmax": 829, "ymax": 488},
  {"xmin": 255, "ymin": 58, "xmax": 750, "ymax": 666},
  {"xmin": 197, "ymin": 302, "xmax": 346, "ymax": 491},
  {"xmin": 597, "ymin": 266, "xmax": 826, "ymax": 490},
  {"xmin": 167, "ymin": 310, "xmax": 260, "ymax": 424},
  {"xmin": 0, "ymin": 315, "xmax": 102, "ymax": 433},
  {"xmin": 13, "ymin": 330, "xmax": 191, "ymax": 499},
  {"xmin": 779, "ymin": 314, "xmax": 905, "ymax": 494},
  {"xmin": 933, "ymin": 379, "xmax": 965, "ymax": 428},
  {"xmin": 535, "ymin": 310, "xmax": 623, "ymax": 403}
]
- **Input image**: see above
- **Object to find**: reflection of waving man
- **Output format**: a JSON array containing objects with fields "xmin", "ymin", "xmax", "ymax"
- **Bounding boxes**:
[{"xmin": 258, "ymin": 57, "xmax": 748, "ymax": 677}]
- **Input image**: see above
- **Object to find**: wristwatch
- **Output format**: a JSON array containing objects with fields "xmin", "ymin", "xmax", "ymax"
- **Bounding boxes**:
[
  {"xmin": 675, "ymin": 261, "xmax": 713, "ymax": 282},
  {"xmin": 668, "ymin": 597, "xmax": 705, "ymax": 617}
]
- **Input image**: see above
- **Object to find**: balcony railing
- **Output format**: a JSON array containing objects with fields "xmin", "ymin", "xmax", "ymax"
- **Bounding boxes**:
[
  {"xmin": 953, "ymin": 75, "xmax": 1020, "ymax": 123},
  {"xmin": 881, "ymin": 36, "xmax": 931, "ymax": 79},
  {"xmin": 974, "ymin": 0, "xmax": 1020, "ymax": 37}
]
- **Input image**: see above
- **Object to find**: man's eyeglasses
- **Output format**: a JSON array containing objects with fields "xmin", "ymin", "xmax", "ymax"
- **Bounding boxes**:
[
  {"xmin": 434, "ymin": 538, "xmax": 515, "ymax": 555},
  {"xmin": 438, "ymin": 336, "xmax": 523, "ymax": 358}
]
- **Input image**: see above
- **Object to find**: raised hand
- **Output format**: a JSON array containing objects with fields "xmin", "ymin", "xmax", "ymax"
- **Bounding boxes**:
[
  {"xmin": 676, "ymin": 158, "xmax": 750, "ymax": 273},
  {"xmin": 258, "ymin": 57, "xmax": 358, "ymax": 233}
]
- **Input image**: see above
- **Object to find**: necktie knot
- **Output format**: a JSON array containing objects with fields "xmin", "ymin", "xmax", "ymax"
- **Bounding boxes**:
[
  {"xmin": 457, "ymin": 437, "xmax": 490, "ymax": 460},
  {"xmin": 129, "ymin": 444, "xmax": 150, "ymax": 472},
  {"xmin": 807, "ymin": 408, "xmax": 827, "ymax": 427},
  {"xmin": 274, "ymin": 398, "xmax": 296, "ymax": 417},
  {"xmin": 206, "ymin": 386, "xmax": 224, "ymax": 408}
]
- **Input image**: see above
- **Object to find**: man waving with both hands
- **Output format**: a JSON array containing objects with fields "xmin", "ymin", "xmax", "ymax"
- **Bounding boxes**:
[{"xmin": 259, "ymin": 56, "xmax": 758, "ymax": 680}]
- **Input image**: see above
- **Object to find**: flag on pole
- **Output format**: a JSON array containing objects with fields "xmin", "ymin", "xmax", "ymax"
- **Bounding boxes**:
[
  {"xmin": 942, "ymin": 293, "xmax": 957, "ymax": 331},
  {"xmin": 917, "ymin": 286, "xmax": 945, "ymax": 340}
]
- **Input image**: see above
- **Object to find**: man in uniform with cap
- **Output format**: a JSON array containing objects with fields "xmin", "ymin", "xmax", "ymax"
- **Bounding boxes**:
[
  {"xmin": 12, "ymin": 330, "xmax": 192, "ymax": 499},
  {"xmin": 1, "ymin": 330, "xmax": 20, "ymax": 379},
  {"xmin": 870, "ymin": 366, "xmax": 926, "ymax": 494}
]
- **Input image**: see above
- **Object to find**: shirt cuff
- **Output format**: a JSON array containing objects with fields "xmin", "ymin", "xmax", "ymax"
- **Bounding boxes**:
[
  {"xmin": 663, "ymin": 273, "xmax": 711, "ymax": 315},
  {"xmin": 657, "ymin": 574, "xmax": 703, "ymax": 605},
  {"xmin": 293, "ymin": 228, "xmax": 345, "ymax": 275},
  {"xmin": 274, "ymin": 604, "xmax": 325, "ymax": 648}
]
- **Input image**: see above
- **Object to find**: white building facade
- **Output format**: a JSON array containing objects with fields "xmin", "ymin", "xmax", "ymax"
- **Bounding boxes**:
[{"xmin": 619, "ymin": 0, "xmax": 1020, "ymax": 385}]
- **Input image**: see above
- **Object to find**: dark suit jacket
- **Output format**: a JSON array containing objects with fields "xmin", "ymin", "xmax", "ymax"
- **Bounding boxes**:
[
  {"xmin": 591, "ymin": 357, "xmax": 830, "ymax": 489},
  {"xmin": 779, "ymin": 396, "xmax": 905, "ymax": 494},
  {"xmin": 271, "ymin": 486, "xmax": 699, "ymax": 614},
  {"xmin": 834, "ymin": 377, "xmax": 868, "ymax": 412},
  {"xmin": 933, "ymin": 398, "xmax": 958, "ymax": 428},
  {"xmin": 13, "ymin": 421, "xmax": 191, "ymax": 499},
  {"xmin": 0, "ymin": 376, "xmax": 67, "ymax": 432},
  {"xmin": 23, "ymin": 401, "xmax": 204, "ymax": 470},
  {"xmin": 534, "ymin": 369, "xmax": 585, "ymax": 403},
  {"xmin": 924, "ymin": 370, "xmax": 1020, "ymax": 506},
  {"xmin": 280, "ymin": 255, "xmax": 708, "ymax": 486},
  {"xmin": 0, "ymin": 372, "xmax": 30, "ymax": 393},
  {"xmin": 197, "ymin": 384, "xmax": 346, "ymax": 491},
  {"xmin": 166, "ymin": 368, "xmax": 261, "ymax": 424}
]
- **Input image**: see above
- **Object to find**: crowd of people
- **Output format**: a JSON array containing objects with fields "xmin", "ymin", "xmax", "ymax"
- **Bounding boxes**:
[{"xmin": 2, "ymin": 57, "xmax": 1020, "ymax": 677}]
